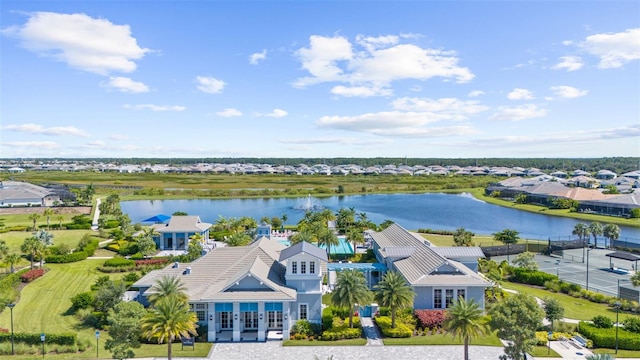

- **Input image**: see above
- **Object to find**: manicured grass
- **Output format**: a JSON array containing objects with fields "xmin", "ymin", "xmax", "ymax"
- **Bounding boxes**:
[
  {"xmin": 382, "ymin": 332, "xmax": 502, "ymax": 346},
  {"xmin": 593, "ymin": 348, "xmax": 640, "ymax": 358},
  {"xmin": 529, "ymin": 345, "xmax": 561, "ymax": 357},
  {"xmin": 0, "ymin": 260, "xmax": 124, "ymax": 357},
  {"xmin": 500, "ymin": 281, "xmax": 640, "ymax": 321},
  {"xmin": 0, "ymin": 210, "xmax": 90, "ymax": 229},
  {"xmin": 0, "ymin": 229, "xmax": 95, "ymax": 253},
  {"xmin": 283, "ymin": 338, "xmax": 367, "ymax": 346},
  {"xmin": 135, "ymin": 342, "xmax": 212, "ymax": 357},
  {"xmin": 419, "ymin": 233, "xmax": 547, "ymax": 248}
]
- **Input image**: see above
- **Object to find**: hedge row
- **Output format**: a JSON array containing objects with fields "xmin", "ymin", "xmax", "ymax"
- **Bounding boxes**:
[
  {"xmin": 375, "ymin": 316, "xmax": 412, "ymax": 338},
  {"xmin": 103, "ymin": 258, "xmax": 135, "ymax": 267},
  {"xmin": 320, "ymin": 325, "xmax": 361, "ymax": 341},
  {"xmin": 21, "ymin": 269, "xmax": 45, "ymax": 283},
  {"xmin": 45, "ymin": 251, "xmax": 89, "ymax": 263},
  {"xmin": 0, "ymin": 332, "xmax": 76, "ymax": 345},
  {"xmin": 414, "ymin": 309, "xmax": 446, "ymax": 330},
  {"xmin": 510, "ymin": 268, "xmax": 558, "ymax": 286},
  {"xmin": 579, "ymin": 322, "xmax": 640, "ymax": 350}
]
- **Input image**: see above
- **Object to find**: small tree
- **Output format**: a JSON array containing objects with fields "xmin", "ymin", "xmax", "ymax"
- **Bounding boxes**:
[
  {"xmin": 374, "ymin": 271, "xmax": 414, "ymax": 329},
  {"xmin": 542, "ymin": 297, "xmax": 564, "ymax": 331},
  {"xmin": 105, "ymin": 301, "xmax": 146, "ymax": 360},
  {"xmin": 141, "ymin": 296, "xmax": 198, "ymax": 360},
  {"xmin": 332, "ymin": 269, "xmax": 372, "ymax": 328},
  {"xmin": 444, "ymin": 298, "xmax": 489, "ymax": 360},
  {"xmin": 489, "ymin": 292, "xmax": 544, "ymax": 360},
  {"xmin": 493, "ymin": 229, "xmax": 520, "ymax": 262},
  {"xmin": 512, "ymin": 252, "xmax": 538, "ymax": 271},
  {"xmin": 453, "ymin": 228, "xmax": 474, "ymax": 246},
  {"xmin": 603, "ymin": 223, "xmax": 620, "ymax": 248},
  {"xmin": 29, "ymin": 213, "xmax": 41, "ymax": 231}
]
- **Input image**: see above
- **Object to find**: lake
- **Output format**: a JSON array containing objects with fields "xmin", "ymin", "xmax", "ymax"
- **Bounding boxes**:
[{"xmin": 120, "ymin": 193, "xmax": 639, "ymax": 242}]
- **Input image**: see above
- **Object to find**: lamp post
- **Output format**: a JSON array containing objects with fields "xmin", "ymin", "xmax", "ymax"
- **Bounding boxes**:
[
  {"xmin": 40, "ymin": 333, "xmax": 45, "ymax": 360},
  {"xmin": 586, "ymin": 246, "xmax": 593, "ymax": 291},
  {"xmin": 95, "ymin": 330, "xmax": 100, "ymax": 359},
  {"xmin": 7, "ymin": 303, "xmax": 15, "ymax": 356},
  {"xmin": 614, "ymin": 302, "xmax": 621, "ymax": 354}
]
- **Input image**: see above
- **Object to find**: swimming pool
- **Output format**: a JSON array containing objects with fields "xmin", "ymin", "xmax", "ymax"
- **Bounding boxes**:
[{"xmin": 276, "ymin": 235, "xmax": 354, "ymax": 255}]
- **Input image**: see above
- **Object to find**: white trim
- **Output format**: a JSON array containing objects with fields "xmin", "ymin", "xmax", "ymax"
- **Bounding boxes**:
[{"xmin": 298, "ymin": 303, "xmax": 308, "ymax": 320}]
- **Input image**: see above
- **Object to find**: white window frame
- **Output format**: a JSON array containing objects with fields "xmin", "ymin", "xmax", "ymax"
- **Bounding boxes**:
[
  {"xmin": 298, "ymin": 303, "xmax": 308, "ymax": 320},
  {"xmin": 301, "ymin": 261, "xmax": 306, "ymax": 274},
  {"xmin": 309, "ymin": 261, "xmax": 315, "ymax": 274},
  {"xmin": 291, "ymin": 261, "xmax": 297, "ymax": 274}
]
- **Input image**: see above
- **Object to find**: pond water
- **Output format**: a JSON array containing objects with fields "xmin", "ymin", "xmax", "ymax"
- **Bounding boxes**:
[{"xmin": 120, "ymin": 193, "xmax": 639, "ymax": 242}]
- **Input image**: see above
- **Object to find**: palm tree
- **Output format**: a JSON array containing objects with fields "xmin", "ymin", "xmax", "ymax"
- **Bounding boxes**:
[
  {"xmin": 374, "ymin": 271, "xmax": 415, "ymax": 329},
  {"xmin": 493, "ymin": 229, "xmax": 519, "ymax": 262},
  {"xmin": 4, "ymin": 253, "xmax": 22, "ymax": 273},
  {"xmin": 572, "ymin": 223, "xmax": 589, "ymax": 243},
  {"xmin": 585, "ymin": 354, "xmax": 615, "ymax": 360},
  {"xmin": 289, "ymin": 229, "xmax": 316, "ymax": 245},
  {"xmin": 148, "ymin": 275, "xmax": 189, "ymax": 306},
  {"xmin": 346, "ymin": 228, "xmax": 365, "ymax": 248},
  {"xmin": 318, "ymin": 228, "xmax": 339, "ymax": 262},
  {"xmin": 603, "ymin": 224, "xmax": 620, "ymax": 249},
  {"xmin": 141, "ymin": 296, "xmax": 198, "ymax": 360},
  {"xmin": 56, "ymin": 215, "xmax": 64, "ymax": 229},
  {"xmin": 453, "ymin": 228, "xmax": 474, "ymax": 246},
  {"xmin": 588, "ymin": 222, "xmax": 603, "ymax": 248},
  {"xmin": 280, "ymin": 214, "xmax": 288, "ymax": 228},
  {"xmin": 28, "ymin": 213, "xmax": 41, "ymax": 231},
  {"xmin": 443, "ymin": 298, "xmax": 489, "ymax": 360},
  {"xmin": 34, "ymin": 229, "xmax": 54, "ymax": 246},
  {"xmin": 43, "ymin": 208, "xmax": 54, "ymax": 230},
  {"xmin": 332, "ymin": 269, "xmax": 372, "ymax": 328},
  {"xmin": 21, "ymin": 236, "xmax": 44, "ymax": 269}
]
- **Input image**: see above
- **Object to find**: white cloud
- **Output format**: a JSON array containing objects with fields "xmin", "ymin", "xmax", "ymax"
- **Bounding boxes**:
[
  {"xmin": 562, "ymin": 40, "xmax": 573, "ymax": 46},
  {"xmin": 507, "ymin": 88, "xmax": 535, "ymax": 100},
  {"xmin": 105, "ymin": 76, "xmax": 149, "ymax": 93},
  {"xmin": 261, "ymin": 109, "xmax": 288, "ymax": 118},
  {"xmin": 2, "ymin": 141, "xmax": 59, "ymax": 149},
  {"xmin": 249, "ymin": 49, "xmax": 267, "ymax": 65},
  {"xmin": 489, "ymin": 104, "xmax": 547, "ymax": 121},
  {"xmin": 294, "ymin": 34, "xmax": 474, "ymax": 95},
  {"xmin": 216, "ymin": 108, "xmax": 243, "ymax": 117},
  {"xmin": 1, "ymin": 12, "xmax": 149, "ymax": 75},
  {"xmin": 331, "ymin": 85, "xmax": 392, "ymax": 97},
  {"xmin": 580, "ymin": 28, "xmax": 640, "ymax": 68},
  {"xmin": 196, "ymin": 76, "xmax": 226, "ymax": 94},
  {"xmin": 87, "ymin": 140, "xmax": 105, "ymax": 147},
  {"xmin": 468, "ymin": 90, "xmax": 485, "ymax": 97},
  {"xmin": 391, "ymin": 97, "xmax": 488, "ymax": 120},
  {"xmin": 123, "ymin": 104, "xmax": 186, "ymax": 111},
  {"xmin": 552, "ymin": 55, "xmax": 584, "ymax": 71},
  {"xmin": 2, "ymin": 123, "xmax": 89, "ymax": 137},
  {"xmin": 550, "ymin": 85, "xmax": 588, "ymax": 99}
]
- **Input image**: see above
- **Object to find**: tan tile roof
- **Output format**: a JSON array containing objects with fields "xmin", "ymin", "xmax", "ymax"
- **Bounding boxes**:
[{"xmin": 152, "ymin": 215, "xmax": 212, "ymax": 233}]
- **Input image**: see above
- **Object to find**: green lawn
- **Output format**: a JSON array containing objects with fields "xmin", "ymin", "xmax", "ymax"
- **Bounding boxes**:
[
  {"xmin": 382, "ymin": 332, "xmax": 502, "ymax": 346},
  {"xmin": 0, "ymin": 229, "xmax": 95, "ymax": 253},
  {"xmin": 593, "ymin": 348, "xmax": 640, "ymax": 358},
  {"xmin": 529, "ymin": 345, "xmax": 561, "ymax": 357},
  {"xmin": 0, "ymin": 211, "xmax": 89, "ymax": 230},
  {"xmin": 0, "ymin": 260, "xmax": 123, "ymax": 357},
  {"xmin": 500, "ymin": 281, "xmax": 640, "ymax": 322}
]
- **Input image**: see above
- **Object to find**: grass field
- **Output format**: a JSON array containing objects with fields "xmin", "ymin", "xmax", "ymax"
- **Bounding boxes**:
[
  {"xmin": 593, "ymin": 348, "xmax": 640, "ymax": 358},
  {"xmin": 0, "ymin": 229, "xmax": 95, "ymax": 253},
  {"xmin": 382, "ymin": 332, "xmax": 502, "ymax": 346},
  {"xmin": 500, "ymin": 281, "xmax": 640, "ymax": 321}
]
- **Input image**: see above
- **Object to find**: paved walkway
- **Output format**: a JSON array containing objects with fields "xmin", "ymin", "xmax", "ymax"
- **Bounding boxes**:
[{"xmin": 360, "ymin": 317, "xmax": 383, "ymax": 346}]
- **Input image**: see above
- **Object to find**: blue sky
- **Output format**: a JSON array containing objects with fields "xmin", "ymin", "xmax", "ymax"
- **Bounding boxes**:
[{"xmin": 1, "ymin": 1, "xmax": 639, "ymax": 159}]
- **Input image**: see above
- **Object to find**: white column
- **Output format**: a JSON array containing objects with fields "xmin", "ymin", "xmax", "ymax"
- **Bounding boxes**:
[
  {"xmin": 207, "ymin": 302, "xmax": 215, "ymax": 342},
  {"xmin": 172, "ymin": 233, "xmax": 176, "ymax": 251},
  {"xmin": 233, "ymin": 302, "xmax": 240, "ymax": 342},
  {"xmin": 258, "ymin": 302, "xmax": 265, "ymax": 341},
  {"xmin": 282, "ymin": 302, "xmax": 290, "ymax": 340}
]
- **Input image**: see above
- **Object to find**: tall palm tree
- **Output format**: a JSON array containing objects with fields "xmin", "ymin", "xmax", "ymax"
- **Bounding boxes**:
[
  {"xmin": 346, "ymin": 228, "xmax": 365, "ymax": 248},
  {"xmin": 28, "ymin": 213, "xmax": 41, "ymax": 231},
  {"xmin": 21, "ymin": 236, "xmax": 44, "ymax": 269},
  {"xmin": 141, "ymin": 296, "xmax": 198, "ymax": 360},
  {"xmin": 443, "ymin": 298, "xmax": 489, "ymax": 360},
  {"xmin": 332, "ymin": 269, "xmax": 372, "ymax": 328},
  {"xmin": 318, "ymin": 228, "xmax": 339, "ymax": 262},
  {"xmin": 603, "ymin": 224, "xmax": 620, "ymax": 249},
  {"xmin": 289, "ymin": 229, "xmax": 316, "ymax": 245},
  {"xmin": 280, "ymin": 214, "xmax": 288, "ymax": 228},
  {"xmin": 4, "ymin": 253, "xmax": 22, "ymax": 273},
  {"xmin": 43, "ymin": 208, "xmax": 54, "ymax": 230},
  {"xmin": 374, "ymin": 271, "xmax": 415, "ymax": 329},
  {"xmin": 148, "ymin": 275, "xmax": 189, "ymax": 306},
  {"xmin": 56, "ymin": 215, "xmax": 64, "ymax": 229},
  {"xmin": 34, "ymin": 229, "xmax": 54, "ymax": 246},
  {"xmin": 588, "ymin": 222, "xmax": 603, "ymax": 248},
  {"xmin": 493, "ymin": 229, "xmax": 519, "ymax": 262},
  {"xmin": 572, "ymin": 223, "xmax": 589, "ymax": 243}
]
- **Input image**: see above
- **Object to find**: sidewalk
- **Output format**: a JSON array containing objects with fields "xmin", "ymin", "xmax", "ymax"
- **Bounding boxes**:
[{"xmin": 360, "ymin": 317, "xmax": 383, "ymax": 346}]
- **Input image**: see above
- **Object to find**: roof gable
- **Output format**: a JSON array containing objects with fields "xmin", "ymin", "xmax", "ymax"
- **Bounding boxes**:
[{"xmin": 279, "ymin": 241, "xmax": 328, "ymax": 262}]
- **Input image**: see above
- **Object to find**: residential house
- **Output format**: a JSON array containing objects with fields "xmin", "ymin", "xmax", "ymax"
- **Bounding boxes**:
[
  {"xmin": 151, "ymin": 215, "xmax": 212, "ymax": 251},
  {"xmin": 0, "ymin": 181, "xmax": 59, "ymax": 207},
  {"xmin": 133, "ymin": 239, "xmax": 327, "ymax": 342}
]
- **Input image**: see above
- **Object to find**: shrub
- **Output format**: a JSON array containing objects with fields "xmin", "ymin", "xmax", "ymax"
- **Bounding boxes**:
[
  {"xmin": 414, "ymin": 309, "xmax": 447, "ymax": 330},
  {"xmin": 291, "ymin": 319, "xmax": 314, "ymax": 337},
  {"xmin": 591, "ymin": 315, "xmax": 613, "ymax": 328},
  {"xmin": 45, "ymin": 251, "xmax": 88, "ymax": 263},
  {"xmin": 20, "ymin": 269, "xmax": 45, "ymax": 283},
  {"xmin": 70, "ymin": 292, "xmax": 94, "ymax": 310},
  {"xmin": 321, "ymin": 325, "xmax": 361, "ymax": 340},
  {"xmin": 135, "ymin": 258, "xmax": 170, "ymax": 267},
  {"xmin": 579, "ymin": 321, "xmax": 640, "ymax": 350},
  {"xmin": 510, "ymin": 268, "xmax": 558, "ymax": 286},
  {"xmin": 0, "ymin": 332, "xmax": 76, "ymax": 346},
  {"xmin": 622, "ymin": 317, "xmax": 640, "ymax": 333},
  {"xmin": 375, "ymin": 316, "xmax": 412, "ymax": 338},
  {"xmin": 103, "ymin": 258, "xmax": 135, "ymax": 267}
]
